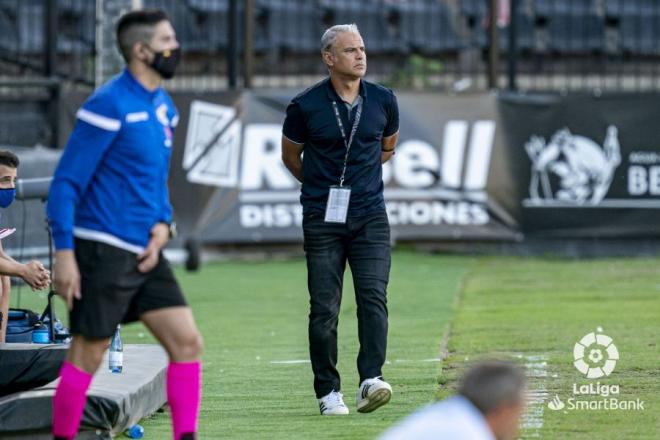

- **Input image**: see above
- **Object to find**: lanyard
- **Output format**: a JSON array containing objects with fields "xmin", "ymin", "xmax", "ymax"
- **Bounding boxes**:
[{"xmin": 331, "ymin": 99, "xmax": 362, "ymax": 187}]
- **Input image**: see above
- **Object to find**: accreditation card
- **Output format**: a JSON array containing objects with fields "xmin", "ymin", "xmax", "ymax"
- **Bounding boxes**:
[{"xmin": 324, "ymin": 185, "xmax": 351, "ymax": 223}]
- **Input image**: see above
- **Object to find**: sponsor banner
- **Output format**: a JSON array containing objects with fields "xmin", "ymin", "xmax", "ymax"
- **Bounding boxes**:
[
  {"xmin": 53, "ymin": 89, "xmax": 660, "ymax": 246},
  {"xmin": 168, "ymin": 91, "xmax": 518, "ymax": 244},
  {"xmin": 498, "ymin": 92, "xmax": 660, "ymax": 237}
]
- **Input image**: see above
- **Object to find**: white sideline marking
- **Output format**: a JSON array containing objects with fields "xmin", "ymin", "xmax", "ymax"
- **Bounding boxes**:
[
  {"xmin": 270, "ymin": 358, "xmax": 443, "ymax": 365},
  {"xmin": 269, "ymin": 360, "xmax": 310, "ymax": 364},
  {"xmin": 521, "ymin": 354, "xmax": 548, "ymax": 437}
]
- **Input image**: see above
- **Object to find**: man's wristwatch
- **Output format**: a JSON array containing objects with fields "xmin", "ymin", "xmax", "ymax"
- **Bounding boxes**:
[{"xmin": 163, "ymin": 222, "xmax": 177, "ymax": 239}]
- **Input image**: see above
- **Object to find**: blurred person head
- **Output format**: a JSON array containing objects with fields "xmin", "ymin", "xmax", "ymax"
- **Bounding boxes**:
[
  {"xmin": 458, "ymin": 360, "xmax": 527, "ymax": 440},
  {"xmin": 321, "ymin": 24, "xmax": 366, "ymax": 79},
  {"xmin": 116, "ymin": 9, "xmax": 180, "ymax": 79},
  {"xmin": 0, "ymin": 150, "xmax": 18, "ymax": 208}
]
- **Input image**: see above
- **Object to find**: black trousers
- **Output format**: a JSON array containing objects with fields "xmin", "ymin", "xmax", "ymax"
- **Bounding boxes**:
[{"xmin": 303, "ymin": 210, "xmax": 391, "ymax": 398}]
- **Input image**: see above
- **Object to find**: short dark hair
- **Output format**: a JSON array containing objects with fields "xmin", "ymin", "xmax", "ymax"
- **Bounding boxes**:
[
  {"xmin": 116, "ymin": 9, "xmax": 169, "ymax": 63},
  {"xmin": 0, "ymin": 150, "xmax": 19, "ymax": 168},
  {"xmin": 458, "ymin": 361, "xmax": 526, "ymax": 415}
]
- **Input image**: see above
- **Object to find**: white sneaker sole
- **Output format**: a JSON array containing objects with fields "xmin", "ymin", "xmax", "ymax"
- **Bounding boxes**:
[
  {"xmin": 357, "ymin": 387, "xmax": 392, "ymax": 413},
  {"xmin": 321, "ymin": 407, "xmax": 349, "ymax": 416}
]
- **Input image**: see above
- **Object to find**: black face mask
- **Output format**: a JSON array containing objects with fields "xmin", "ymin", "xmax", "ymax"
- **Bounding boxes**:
[{"xmin": 148, "ymin": 46, "xmax": 181, "ymax": 79}]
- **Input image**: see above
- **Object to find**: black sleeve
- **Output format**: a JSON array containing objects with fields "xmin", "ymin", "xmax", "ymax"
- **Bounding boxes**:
[
  {"xmin": 383, "ymin": 91, "xmax": 400, "ymax": 137},
  {"xmin": 282, "ymin": 101, "xmax": 308, "ymax": 144}
]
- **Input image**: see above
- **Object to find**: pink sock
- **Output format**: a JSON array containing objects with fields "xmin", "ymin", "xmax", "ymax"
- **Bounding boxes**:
[
  {"xmin": 52, "ymin": 361, "xmax": 94, "ymax": 439},
  {"xmin": 167, "ymin": 361, "xmax": 202, "ymax": 440}
]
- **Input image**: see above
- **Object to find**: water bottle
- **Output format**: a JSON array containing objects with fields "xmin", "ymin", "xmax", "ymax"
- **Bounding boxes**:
[
  {"xmin": 126, "ymin": 424, "xmax": 144, "ymax": 439},
  {"xmin": 109, "ymin": 325, "xmax": 123, "ymax": 373},
  {"xmin": 32, "ymin": 322, "xmax": 50, "ymax": 344}
]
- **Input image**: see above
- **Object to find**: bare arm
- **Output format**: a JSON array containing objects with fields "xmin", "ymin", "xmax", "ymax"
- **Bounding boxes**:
[
  {"xmin": 0, "ymin": 244, "xmax": 17, "ymax": 263},
  {"xmin": 282, "ymin": 136, "xmax": 305, "ymax": 183},
  {"xmin": 0, "ymin": 240, "xmax": 26, "ymax": 278},
  {"xmin": 136, "ymin": 223, "xmax": 170, "ymax": 274},
  {"xmin": 0, "ymin": 249, "xmax": 50, "ymax": 290},
  {"xmin": 0, "ymin": 275, "xmax": 9, "ymax": 342},
  {"xmin": 381, "ymin": 132, "xmax": 399, "ymax": 163},
  {"xmin": 53, "ymin": 250, "xmax": 79, "ymax": 309},
  {"xmin": 0, "ymin": 256, "xmax": 30, "ymax": 279}
]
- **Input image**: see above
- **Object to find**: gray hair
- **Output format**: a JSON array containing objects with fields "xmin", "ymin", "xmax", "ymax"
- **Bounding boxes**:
[
  {"xmin": 321, "ymin": 24, "xmax": 361, "ymax": 52},
  {"xmin": 457, "ymin": 361, "xmax": 526, "ymax": 415}
]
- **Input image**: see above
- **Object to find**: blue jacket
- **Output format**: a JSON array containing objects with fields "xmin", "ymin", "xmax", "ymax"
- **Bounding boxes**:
[{"xmin": 47, "ymin": 69, "xmax": 178, "ymax": 253}]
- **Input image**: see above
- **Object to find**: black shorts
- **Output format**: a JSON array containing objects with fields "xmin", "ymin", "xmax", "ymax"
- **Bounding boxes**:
[{"xmin": 70, "ymin": 238, "xmax": 187, "ymax": 339}]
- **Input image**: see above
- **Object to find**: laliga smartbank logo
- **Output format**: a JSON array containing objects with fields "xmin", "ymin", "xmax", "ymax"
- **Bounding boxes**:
[
  {"xmin": 546, "ymin": 327, "xmax": 645, "ymax": 412},
  {"xmin": 573, "ymin": 328, "xmax": 618, "ymax": 378}
]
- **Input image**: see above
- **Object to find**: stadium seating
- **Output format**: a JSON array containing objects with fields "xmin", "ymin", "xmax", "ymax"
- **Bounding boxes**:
[
  {"xmin": 396, "ymin": 0, "xmax": 461, "ymax": 54},
  {"xmin": 546, "ymin": 12, "xmax": 606, "ymax": 53},
  {"xmin": 500, "ymin": 8, "xmax": 536, "ymax": 52},
  {"xmin": 0, "ymin": 3, "xmax": 17, "ymax": 52},
  {"xmin": 257, "ymin": 0, "xmax": 320, "ymax": 53},
  {"xmin": 460, "ymin": 0, "xmax": 536, "ymax": 52},
  {"xmin": 605, "ymin": 0, "xmax": 658, "ymax": 16},
  {"xmin": 0, "ymin": 0, "xmax": 94, "ymax": 54},
  {"xmin": 318, "ymin": 0, "xmax": 407, "ymax": 55},
  {"xmin": 0, "ymin": 0, "xmax": 44, "ymax": 54},
  {"xmin": 534, "ymin": 0, "xmax": 598, "ymax": 16},
  {"xmin": 618, "ymin": 13, "xmax": 660, "ymax": 55},
  {"xmin": 169, "ymin": 0, "xmax": 230, "ymax": 51},
  {"xmin": 460, "ymin": 0, "xmax": 488, "ymax": 19},
  {"xmin": 603, "ymin": 0, "xmax": 660, "ymax": 55},
  {"xmin": 459, "ymin": 0, "xmax": 488, "ymax": 49},
  {"xmin": 0, "ymin": 102, "xmax": 49, "ymax": 148},
  {"xmin": 0, "ymin": 0, "xmax": 659, "ymax": 74},
  {"xmin": 57, "ymin": 0, "xmax": 95, "ymax": 52},
  {"xmin": 146, "ymin": 0, "xmax": 213, "ymax": 52}
]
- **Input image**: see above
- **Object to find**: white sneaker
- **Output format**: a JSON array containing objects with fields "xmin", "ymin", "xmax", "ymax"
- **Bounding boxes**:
[
  {"xmin": 318, "ymin": 390, "xmax": 349, "ymax": 415},
  {"xmin": 356, "ymin": 377, "xmax": 392, "ymax": 413}
]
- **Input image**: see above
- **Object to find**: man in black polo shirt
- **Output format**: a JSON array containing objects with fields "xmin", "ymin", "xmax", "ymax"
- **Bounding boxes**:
[{"xmin": 282, "ymin": 23, "xmax": 399, "ymax": 416}]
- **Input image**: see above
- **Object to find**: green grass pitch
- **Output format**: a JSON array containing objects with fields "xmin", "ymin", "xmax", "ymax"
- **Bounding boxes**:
[{"xmin": 13, "ymin": 252, "xmax": 658, "ymax": 439}]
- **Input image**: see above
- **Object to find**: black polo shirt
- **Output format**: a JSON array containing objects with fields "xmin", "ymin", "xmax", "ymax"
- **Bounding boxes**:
[{"xmin": 282, "ymin": 78, "xmax": 399, "ymax": 217}]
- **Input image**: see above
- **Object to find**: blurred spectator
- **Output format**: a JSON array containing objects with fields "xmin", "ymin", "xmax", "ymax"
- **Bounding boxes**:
[
  {"xmin": 379, "ymin": 360, "xmax": 526, "ymax": 440},
  {"xmin": 0, "ymin": 150, "xmax": 51, "ymax": 342}
]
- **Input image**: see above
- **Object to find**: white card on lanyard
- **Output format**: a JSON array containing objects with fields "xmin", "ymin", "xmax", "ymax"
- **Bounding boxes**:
[
  {"xmin": 325, "ymin": 185, "xmax": 351, "ymax": 223},
  {"xmin": 325, "ymin": 98, "xmax": 362, "ymax": 224}
]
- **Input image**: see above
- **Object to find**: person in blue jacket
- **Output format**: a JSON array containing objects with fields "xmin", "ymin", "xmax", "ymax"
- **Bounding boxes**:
[{"xmin": 47, "ymin": 10, "xmax": 202, "ymax": 440}]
